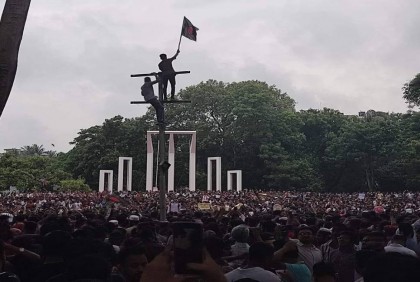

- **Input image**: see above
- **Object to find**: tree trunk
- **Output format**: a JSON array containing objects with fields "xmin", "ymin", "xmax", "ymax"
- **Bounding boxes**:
[
  {"xmin": 365, "ymin": 168, "xmax": 372, "ymax": 191},
  {"xmin": 0, "ymin": 0, "xmax": 31, "ymax": 118}
]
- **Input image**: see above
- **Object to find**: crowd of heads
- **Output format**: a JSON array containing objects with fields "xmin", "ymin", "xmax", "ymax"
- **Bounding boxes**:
[{"xmin": 0, "ymin": 190, "xmax": 419, "ymax": 281}]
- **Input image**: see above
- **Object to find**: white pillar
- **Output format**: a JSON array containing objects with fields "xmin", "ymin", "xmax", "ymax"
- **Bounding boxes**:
[
  {"xmin": 189, "ymin": 133, "xmax": 196, "ymax": 191},
  {"xmin": 168, "ymin": 133, "xmax": 175, "ymax": 192},
  {"xmin": 146, "ymin": 131, "xmax": 197, "ymax": 192},
  {"xmin": 207, "ymin": 157, "xmax": 221, "ymax": 191},
  {"xmin": 99, "ymin": 170, "xmax": 113, "ymax": 193},
  {"xmin": 227, "ymin": 170, "xmax": 242, "ymax": 191},
  {"xmin": 146, "ymin": 133, "xmax": 153, "ymax": 191},
  {"xmin": 118, "ymin": 157, "xmax": 133, "ymax": 192},
  {"xmin": 127, "ymin": 158, "xmax": 132, "ymax": 191}
]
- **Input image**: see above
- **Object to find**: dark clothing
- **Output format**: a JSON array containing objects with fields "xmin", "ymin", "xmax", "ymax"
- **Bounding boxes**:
[
  {"xmin": 141, "ymin": 80, "xmax": 164, "ymax": 123},
  {"xmin": 141, "ymin": 81, "xmax": 157, "ymax": 102},
  {"xmin": 149, "ymin": 97, "xmax": 164, "ymax": 123},
  {"xmin": 32, "ymin": 262, "xmax": 65, "ymax": 282},
  {"xmin": 158, "ymin": 58, "xmax": 176, "ymax": 73},
  {"xmin": 160, "ymin": 73, "xmax": 176, "ymax": 100},
  {"xmin": 158, "ymin": 56, "xmax": 177, "ymax": 100}
]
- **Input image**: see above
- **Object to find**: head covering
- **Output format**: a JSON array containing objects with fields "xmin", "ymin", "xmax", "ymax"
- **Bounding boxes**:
[
  {"xmin": 128, "ymin": 215, "xmax": 140, "ymax": 221},
  {"xmin": 0, "ymin": 213, "xmax": 13, "ymax": 223},
  {"xmin": 109, "ymin": 220, "xmax": 119, "ymax": 226},
  {"xmin": 318, "ymin": 227, "xmax": 332, "ymax": 234},
  {"xmin": 231, "ymin": 224, "xmax": 250, "ymax": 242}
]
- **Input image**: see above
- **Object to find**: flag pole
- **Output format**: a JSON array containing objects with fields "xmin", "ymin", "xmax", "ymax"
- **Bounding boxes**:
[
  {"xmin": 177, "ymin": 28, "xmax": 183, "ymax": 51},
  {"xmin": 177, "ymin": 34, "xmax": 182, "ymax": 51}
]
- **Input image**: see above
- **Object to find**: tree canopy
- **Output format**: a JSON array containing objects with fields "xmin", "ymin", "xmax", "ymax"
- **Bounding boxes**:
[
  {"xmin": 403, "ymin": 73, "xmax": 420, "ymax": 107},
  {"xmin": 2, "ymin": 79, "xmax": 420, "ymax": 192},
  {"xmin": 0, "ymin": 152, "xmax": 72, "ymax": 191}
]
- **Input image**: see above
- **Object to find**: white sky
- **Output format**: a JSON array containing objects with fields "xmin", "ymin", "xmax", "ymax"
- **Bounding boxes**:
[{"xmin": 1, "ymin": 0, "xmax": 419, "ymax": 153}]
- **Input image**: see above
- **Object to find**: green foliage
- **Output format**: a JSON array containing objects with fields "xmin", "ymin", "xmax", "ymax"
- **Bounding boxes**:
[
  {"xmin": 20, "ymin": 144, "xmax": 57, "ymax": 157},
  {"xmin": 0, "ymin": 152, "xmax": 71, "ymax": 191},
  {"xmin": 162, "ymin": 80, "xmax": 298, "ymax": 188},
  {"xmin": 59, "ymin": 179, "xmax": 90, "ymax": 192},
  {"xmin": 403, "ymin": 73, "xmax": 420, "ymax": 107},
  {"xmin": 323, "ymin": 114, "xmax": 406, "ymax": 192},
  {"xmin": 61, "ymin": 80, "xmax": 420, "ymax": 192},
  {"xmin": 4, "ymin": 78, "xmax": 420, "ymax": 192},
  {"xmin": 65, "ymin": 115, "xmax": 149, "ymax": 189}
]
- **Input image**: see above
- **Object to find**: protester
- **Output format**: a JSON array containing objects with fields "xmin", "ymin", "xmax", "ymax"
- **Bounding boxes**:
[
  {"xmin": 225, "ymin": 242, "xmax": 281, "ymax": 282},
  {"xmin": 158, "ymin": 50, "xmax": 180, "ymax": 100},
  {"xmin": 295, "ymin": 226, "xmax": 323, "ymax": 272},
  {"xmin": 0, "ymin": 190, "xmax": 418, "ymax": 281},
  {"xmin": 384, "ymin": 234, "xmax": 417, "ymax": 257}
]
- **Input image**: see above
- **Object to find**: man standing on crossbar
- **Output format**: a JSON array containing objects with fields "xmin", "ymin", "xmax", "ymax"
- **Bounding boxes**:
[
  {"xmin": 141, "ymin": 76, "xmax": 164, "ymax": 124},
  {"xmin": 158, "ymin": 50, "xmax": 180, "ymax": 100}
]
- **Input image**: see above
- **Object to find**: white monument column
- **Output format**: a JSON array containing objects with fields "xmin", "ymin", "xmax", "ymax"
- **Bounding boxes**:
[
  {"xmin": 189, "ymin": 132, "xmax": 196, "ymax": 191},
  {"xmin": 146, "ymin": 131, "xmax": 197, "ymax": 192},
  {"xmin": 207, "ymin": 157, "xmax": 221, "ymax": 191},
  {"xmin": 227, "ymin": 170, "xmax": 242, "ymax": 191},
  {"xmin": 168, "ymin": 133, "xmax": 175, "ymax": 192},
  {"xmin": 146, "ymin": 133, "xmax": 153, "ymax": 191},
  {"xmin": 118, "ymin": 157, "xmax": 133, "ymax": 191},
  {"xmin": 99, "ymin": 170, "xmax": 113, "ymax": 193}
]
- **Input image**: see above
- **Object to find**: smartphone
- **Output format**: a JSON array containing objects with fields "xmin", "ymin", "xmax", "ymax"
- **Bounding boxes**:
[{"xmin": 173, "ymin": 222, "xmax": 203, "ymax": 274}]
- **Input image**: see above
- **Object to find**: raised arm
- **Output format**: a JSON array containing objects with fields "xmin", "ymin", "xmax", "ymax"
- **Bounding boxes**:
[
  {"xmin": 150, "ymin": 73, "xmax": 160, "ymax": 85},
  {"xmin": 151, "ymin": 77, "xmax": 161, "ymax": 85},
  {"xmin": 170, "ymin": 49, "xmax": 180, "ymax": 60}
]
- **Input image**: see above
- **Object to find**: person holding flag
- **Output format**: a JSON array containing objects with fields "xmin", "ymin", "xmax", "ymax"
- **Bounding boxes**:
[
  {"xmin": 157, "ymin": 17, "xmax": 199, "ymax": 101},
  {"xmin": 158, "ymin": 50, "xmax": 180, "ymax": 101}
]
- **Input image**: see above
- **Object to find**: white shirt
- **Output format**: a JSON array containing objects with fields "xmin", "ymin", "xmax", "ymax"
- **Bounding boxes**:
[
  {"xmin": 231, "ymin": 242, "xmax": 250, "ymax": 257},
  {"xmin": 230, "ymin": 242, "xmax": 250, "ymax": 267},
  {"xmin": 384, "ymin": 243, "xmax": 418, "ymax": 257},
  {"xmin": 225, "ymin": 267, "xmax": 281, "ymax": 282},
  {"xmin": 297, "ymin": 242, "xmax": 323, "ymax": 272}
]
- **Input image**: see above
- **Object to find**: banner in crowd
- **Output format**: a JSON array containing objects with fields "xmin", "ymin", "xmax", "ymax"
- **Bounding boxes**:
[{"xmin": 198, "ymin": 202, "xmax": 211, "ymax": 210}]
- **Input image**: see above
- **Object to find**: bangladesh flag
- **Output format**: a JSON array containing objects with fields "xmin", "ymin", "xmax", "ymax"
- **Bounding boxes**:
[{"xmin": 181, "ymin": 17, "xmax": 199, "ymax": 41}]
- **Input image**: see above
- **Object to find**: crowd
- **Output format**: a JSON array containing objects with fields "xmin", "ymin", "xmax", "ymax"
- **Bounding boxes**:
[{"xmin": 0, "ymin": 190, "xmax": 419, "ymax": 281}]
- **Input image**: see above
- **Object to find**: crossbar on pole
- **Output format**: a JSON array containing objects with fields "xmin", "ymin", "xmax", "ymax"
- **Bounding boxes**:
[
  {"xmin": 130, "ymin": 70, "xmax": 190, "ymax": 77},
  {"xmin": 130, "ymin": 100, "xmax": 191, "ymax": 104}
]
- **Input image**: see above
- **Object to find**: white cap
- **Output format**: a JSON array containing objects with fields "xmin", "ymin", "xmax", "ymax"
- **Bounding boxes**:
[
  {"xmin": 109, "ymin": 220, "xmax": 119, "ymax": 226},
  {"xmin": 318, "ymin": 227, "xmax": 332, "ymax": 234},
  {"xmin": 128, "ymin": 215, "xmax": 140, "ymax": 221}
]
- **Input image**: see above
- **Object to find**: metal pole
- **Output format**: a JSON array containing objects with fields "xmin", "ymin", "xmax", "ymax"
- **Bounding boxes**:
[
  {"xmin": 157, "ymin": 79, "xmax": 167, "ymax": 221},
  {"xmin": 158, "ymin": 124, "xmax": 167, "ymax": 221},
  {"xmin": 130, "ymin": 70, "xmax": 191, "ymax": 220}
]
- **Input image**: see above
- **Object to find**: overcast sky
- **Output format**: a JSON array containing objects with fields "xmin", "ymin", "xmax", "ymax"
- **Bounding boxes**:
[{"xmin": 1, "ymin": 0, "xmax": 419, "ymax": 153}]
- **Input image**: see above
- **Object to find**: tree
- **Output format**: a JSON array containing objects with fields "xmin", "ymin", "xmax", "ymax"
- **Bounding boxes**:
[
  {"xmin": 295, "ymin": 108, "xmax": 349, "ymax": 190},
  {"xmin": 403, "ymin": 73, "xmax": 420, "ymax": 107},
  {"xmin": 20, "ymin": 144, "xmax": 45, "ymax": 156},
  {"xmin": 161, "ymin": 80, "xmax": 299, "ymax": 189},
  {"xmin": 394, "ymin": 112, "xmax": 420, "ymax": 191},
  {"xmin": 66, "ymin": 115, "xmax": 149, "ymax": 190},
  {"xmin": 60, "ymin": 79, "xmax": 420, "ymax": 192},
  {"xmin": 0, "ymin": 152, "xmax": 72, "ymax": 191},
  {"xmin": 323, "ymin": 115, "xmax": 403, "ymax": 192},
  {"xmin": 59, "ymin": 179, "xmax": 90, "ymax": 192}
]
